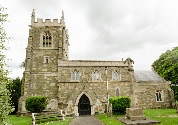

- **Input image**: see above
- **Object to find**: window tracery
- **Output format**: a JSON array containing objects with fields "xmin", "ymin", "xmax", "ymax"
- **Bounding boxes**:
[
  {"xmin": 156, "ymin": 90, "xmax": 163, "ymax": 102},
  {"xmin": 112, "ymin": 70, "xmax": 120, "ymax": 81},
  {"xmin": 42, "ymin": 30, "xmax": 52, "ymax": 48},
  {"xmin": 92, "ymin": 70, "xmax": 100, "ymax": 81},
  {"xmin": 71, "ymin": 70, "xmax": 80, "ymax": 81}
]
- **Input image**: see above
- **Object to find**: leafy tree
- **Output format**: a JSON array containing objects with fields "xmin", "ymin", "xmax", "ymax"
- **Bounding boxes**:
[
  {"xmin": 0, "ymin": 6, "xmax": 14, "ymax": 124},
  {"xmin": 25, "ymin": 96, "xmax": 48, "ymax": 113},
  {"xmin": 7, "ymin": 77, "xmax": 21, "ymax": 114},
  {"xmin": 152, "ymin": 46, "xmax": 178, "ymax": 101}
]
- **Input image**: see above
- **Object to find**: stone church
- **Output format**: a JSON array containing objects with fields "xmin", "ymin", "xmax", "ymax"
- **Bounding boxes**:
[{"xmin": 18, "ymin": 10, "xmax": 174, "ymax": 116}]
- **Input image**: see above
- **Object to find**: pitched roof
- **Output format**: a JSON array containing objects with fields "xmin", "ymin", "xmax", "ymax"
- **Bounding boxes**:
[{"xmin": 134, "ymin": 70, "xmax": 165, "ymax": 82}]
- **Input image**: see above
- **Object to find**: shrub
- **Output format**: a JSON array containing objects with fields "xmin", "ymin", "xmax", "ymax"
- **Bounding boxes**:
[
  {"xmin": 109, "ymin": 96, "xmax": 130, "ymax": 115},
  {"xmin": 25, "ymin": 96, "xmax": 48, "ymax": 113}
]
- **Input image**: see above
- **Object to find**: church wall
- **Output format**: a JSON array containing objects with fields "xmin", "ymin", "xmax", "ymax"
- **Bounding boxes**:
[
  {"xmin": 57, "ymin": 65, "xmax": 133, "ymax": 115},
  {"xmin": 135, "ymin": 82, "xmax": 173, "ymax": 109},
  {"xmin": 109, "ymin": 81, "xmax": 131, "ymax": 97},
  {"xmin": 18, "ymin": 72, "xmax": 59, "ymax": 114},
  {"xmin": 30, "ymin": 73, "xmax": 58, "ymax": 97},
  {"xmin": 58, "ymin": 66, "xmax": 130, "ymax": 82},
  {"xmin": 31, "ymin": 50, "xmax": 58, "ymax": 72}
]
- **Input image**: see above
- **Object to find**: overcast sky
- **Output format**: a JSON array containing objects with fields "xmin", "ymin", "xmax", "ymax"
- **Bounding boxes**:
[{"xmin": 1, "ymin": 0, "xmax": 178, "ymax": 78}]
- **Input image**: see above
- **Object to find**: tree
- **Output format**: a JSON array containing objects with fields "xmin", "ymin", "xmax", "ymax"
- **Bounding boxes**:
[
  {"xmin": 7, "ymin": 77, "xmax": 21, "ymax": 114},
  {"xmin": 0, "ymin": 6, "xmax": 14, "ymax": 124},
  {"xmin": 152, "ymin": 46, "xmax": 178, "ymax": 101},
  {"xmin": 25, "ymin": 96, "xmax": 48, "ymax": 113}
]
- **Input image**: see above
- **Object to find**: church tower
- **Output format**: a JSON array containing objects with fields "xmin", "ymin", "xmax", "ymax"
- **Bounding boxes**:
[
  {"xmin": 29, "ymin": 9, "xmax": 69, "ymax": 60},
  {"xmin": 18, "ymin": 10, "xmax": 69, "ymax": 114}
]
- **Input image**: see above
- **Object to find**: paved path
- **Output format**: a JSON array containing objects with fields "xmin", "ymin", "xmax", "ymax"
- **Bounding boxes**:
[{"xmin": 69, "ymin": 116, "xmax": 104, "ymax": 125}]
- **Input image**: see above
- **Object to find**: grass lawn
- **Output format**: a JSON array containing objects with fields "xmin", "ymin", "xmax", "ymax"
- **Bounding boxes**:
[
  {"xmin": 97, "ymin": 109, "xmax": 178, "ymax": 125},
  {"xmin": 8, "ymin": 115, "xmax": 72, "ymax": 125},
  {"xmin": 96, "ymin": 113, "xmax": 123, "ymax": 125},
  {"xmin": 8, "ymin": 109, "xmax": 178, "ymax": 125},
  {"xmin": 8, "ymin": 115, "xmax": 31, "ymax": 125},
  {"xmin": 144, "ymin": 109, "xmax": 178, "ymax": 125},
  {"xmin": 37, "ymin": 118, "xmax": 72, "ymax": 125}
]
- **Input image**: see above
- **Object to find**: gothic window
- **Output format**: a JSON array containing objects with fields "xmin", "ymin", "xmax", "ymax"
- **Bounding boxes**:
[
  {"xmin": 156, "ymin": 90, "xmax": 163, "ymax": 102},
  {"xmin": 71, "ymin": 70, "xmax": 80, "ymax": 81},
  {"xmin": 116, "ymin": 88, "xmax": 120, "ymax": 96},
  {"xmin": 92, "ymin": 70, "xmax": 100, "ymax": 81},
  {"xmin": 44, "ymin": 56, "xmax": 49, "ymax": 64},
  {"xmin": 112, "ymin": 70, "xmax": 120, "ymax": 81},
  {"xmin": 42, "ymin": 30, "xmax": 52, "ymax": 48}
]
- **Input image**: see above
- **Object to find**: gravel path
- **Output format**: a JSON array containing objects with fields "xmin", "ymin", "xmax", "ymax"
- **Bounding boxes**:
[{"xmin": 69, "ymin": 116, "xmax": 104, "ymax": 125}]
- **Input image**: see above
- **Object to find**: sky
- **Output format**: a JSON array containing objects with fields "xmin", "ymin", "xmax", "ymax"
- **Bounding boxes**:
[{"xmin": 1, "ymin": 0, "xmax": 178, "ymax": 78}]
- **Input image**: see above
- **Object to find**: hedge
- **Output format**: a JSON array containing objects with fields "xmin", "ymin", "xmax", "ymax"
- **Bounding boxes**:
[{"xmin": 109, "ymin": 96, "xmax": 130, "ymax": 115}]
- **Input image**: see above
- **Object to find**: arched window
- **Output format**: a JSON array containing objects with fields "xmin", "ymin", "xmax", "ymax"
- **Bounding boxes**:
[
  {"xmin": 156, "ymin": 90, "xmax": 163, "ymax": 102},
  {"xmin": 42, "ymin": 30, "xmax": 52, "ymax": 48},
  {"xmin": 92, "ymin": 70, "xmax": 100, "ymax": 81},
  {"xmin": 71, "ymin": 70, "xmax": 80, "ymax": 81},
  {"xmin": 112, "ymin": 70, "xmax": 120, "ymax": 81},
  {"xmin": 116, "ymin": 88, "xmax": 120, "ymax": 96}
]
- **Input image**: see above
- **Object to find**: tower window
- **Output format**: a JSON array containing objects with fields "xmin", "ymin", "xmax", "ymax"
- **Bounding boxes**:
[
  {"xmin": 92, "ymin": 70, "xmax": 100, "ymax": 81},
  {"xmin": 112, "ymin": 70, "xmax": 120, "ymax": 81},
  {"xmin": 71, "ymin": 70, "xmax": 80, "ymax": 81},
  {"xmin": 42, "ymin": 30, "xmax": 52, "ymax": 48},
  {"xmin": 44, "ymin": 56, "xmax": 49, "ymax": 64}
]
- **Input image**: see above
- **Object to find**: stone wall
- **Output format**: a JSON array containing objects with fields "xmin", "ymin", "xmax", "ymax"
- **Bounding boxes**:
[
  {"xmin": 135, "ymin": 82, "xmax": 172, "ymax": 109},
  {"xmin": 57, "ymin": 65, "xmax": 132, "ymax": 115}
]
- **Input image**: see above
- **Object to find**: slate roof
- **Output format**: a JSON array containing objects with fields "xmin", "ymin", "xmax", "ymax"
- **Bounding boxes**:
[{"xmin": 134, "ymin": 70, "xmax": 165, "ymax": 82}]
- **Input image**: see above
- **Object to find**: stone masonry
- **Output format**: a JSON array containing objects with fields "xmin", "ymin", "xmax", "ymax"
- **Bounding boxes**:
[{"xmin": 18, "ymin": 10, "xmax": 174, "ymax": 116}]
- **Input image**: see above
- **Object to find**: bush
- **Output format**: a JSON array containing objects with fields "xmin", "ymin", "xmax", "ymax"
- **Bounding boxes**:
[
  {"xmin": 109, "ymin": 96, "xmax": 130, "ymax": 115},
  {"xmin": 25, "ymin": 96, "xmax": 48, "ymax": 113}
]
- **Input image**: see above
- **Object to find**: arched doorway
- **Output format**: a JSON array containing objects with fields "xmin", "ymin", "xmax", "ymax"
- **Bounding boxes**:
[{"xmin": 78, "ymin": 94, "xmax": 91, "ymax": 116}]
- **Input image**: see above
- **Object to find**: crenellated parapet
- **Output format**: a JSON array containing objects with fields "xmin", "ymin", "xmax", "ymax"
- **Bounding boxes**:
[{"xmin": 30, "ymin": 9, "xmax": 65, "ymax": 27}]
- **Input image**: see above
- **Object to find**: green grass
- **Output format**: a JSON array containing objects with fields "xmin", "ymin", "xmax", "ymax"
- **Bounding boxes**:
[
  {"xmin": 144, "ymin": 109, "xmax": 178, "ymax": 125},
  {"xmin": 96, "ymin": 113, "xmax": 124, "ymax": 125},
  {"xmin": 8, "ymin": 109, "xmax": 178, "ymax": 125},
  {"xmin": 8, "ymin": 115, "xmax": 72, "ymax": 125},
  {"xmin": 8, "ymin": 115, "xmax": 31, "ymax": 125},
  {"xmin": 37, "ymin": 118, "xmax": 72, "ymax": 125},
  {"xmin": 97, "ymin": 109, "xmax": 178, "ymax": 125}
]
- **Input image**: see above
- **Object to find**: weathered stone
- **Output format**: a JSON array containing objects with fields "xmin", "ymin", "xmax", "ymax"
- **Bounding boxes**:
[
  {"xmin": 126, "ymin": 108, "xmax": 146, "ymax": 121},
  {"xmin": 119, "ymin": 117, "xmax": 161, "ymax": 125},
  {"xmin": 18, "ymin": 10, "xmax": 174, "ymax": 116}
]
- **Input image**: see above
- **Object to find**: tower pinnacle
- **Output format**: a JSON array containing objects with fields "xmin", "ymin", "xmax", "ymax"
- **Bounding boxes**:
[
  {"xmin": 31, "ymin": 9, "xmax": 35, "ymax": 24},
  {"xmin": 60, "ymin": 10, "xmax": 65, "ymax": 24}
]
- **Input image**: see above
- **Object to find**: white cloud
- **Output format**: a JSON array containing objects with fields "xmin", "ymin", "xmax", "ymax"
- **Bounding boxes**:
[{"xmin": 1, "ymin": 0, "xmax": 178, "ymax": 78}]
